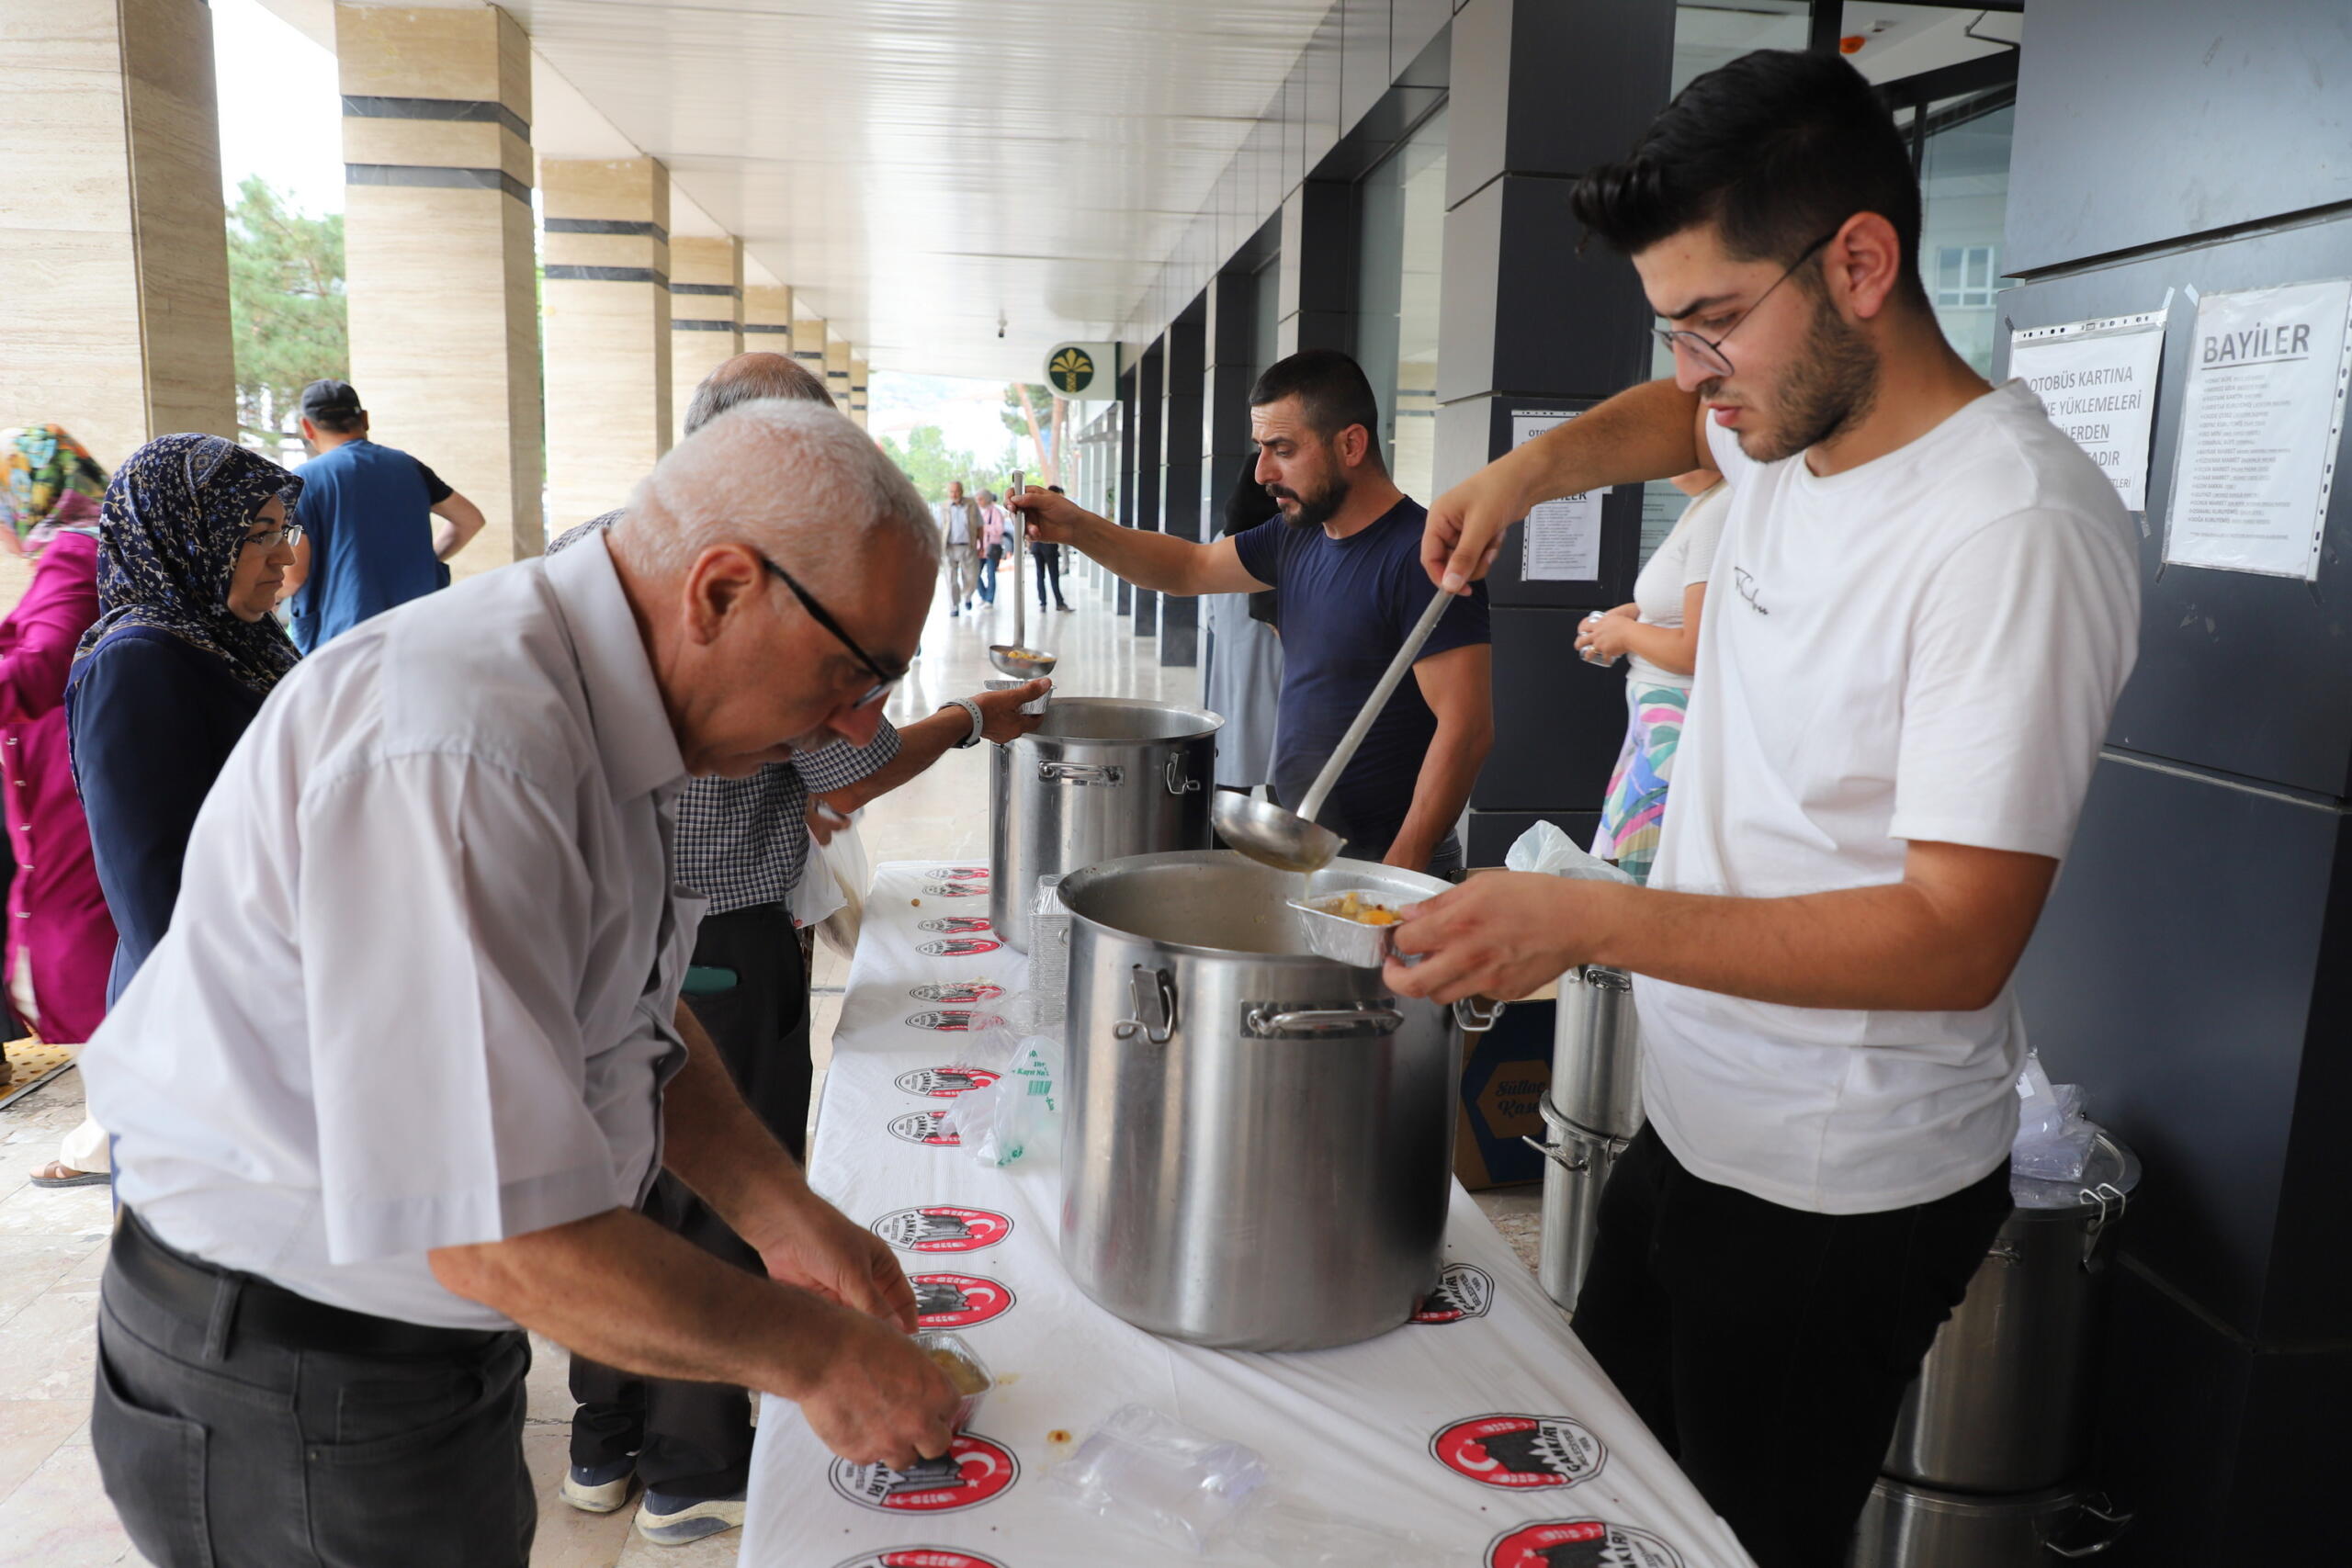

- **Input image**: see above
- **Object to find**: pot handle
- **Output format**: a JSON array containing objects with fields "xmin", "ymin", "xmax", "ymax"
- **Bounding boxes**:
[
  {"xmin": 1454, "ymin": 995, "xmax": 1508, "ymax": 1033},
  {"xmin": 1040, "ymin": 761, "xmax": 1124, "ymax": 786},
  {"xmin": 1244, "ymin": 1004, "xmax": 1405, "ymax": 1038},
  {"xmin": 1164, "ymin": 756, "xmax": 1202, "ymax": 795},
  {"xmin": 2045, "ymin": 1493, "xmax": 2133, "ymax": 1558},
  {"xmin": 1112, "ymin": 964, "xmax": 1177, "ymax": 1044},
  {"xmin": 1521, "ymin": 1134, "xmax": 1595, "ymax": 1174}
]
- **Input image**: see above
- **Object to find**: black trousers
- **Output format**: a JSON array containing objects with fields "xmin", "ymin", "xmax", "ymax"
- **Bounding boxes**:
[
  {"xmin": 570, "ymin": 901, "xmax": 809, "ymax": 1500},
  {"xmin": 94, "ymin": 1215, "xmax": 533, "ymax": 1567},
  {"xmin": 1032, "ymin": 544, "xmax": 1068, "ymax": 608},
  {"xmin": 1571, "ymin": 1124, "xmax": 2011, "ymax": 1568}
]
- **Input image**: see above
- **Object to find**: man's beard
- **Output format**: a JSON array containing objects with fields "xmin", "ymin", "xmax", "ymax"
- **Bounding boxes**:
[
  {"xmin": 1728, "ymin": 287, "xmax": 1880, "ymax": 465},
  {"xmin": 1272, "ymin": 471, "xmax": 1349, "ymax": 530}
]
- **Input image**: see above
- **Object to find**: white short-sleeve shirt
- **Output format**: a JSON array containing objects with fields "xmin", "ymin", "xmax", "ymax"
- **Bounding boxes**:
[
  {"xmin": 85, "ymin": 533, "xmax": 704, "ymax": 1328},
  {"xmin": 1626, "ymin": 482, "xmax": 1732, "ymax": 690},
  {"xmin": 1639, "ymin": 380, "xmax": 2140, "ymax": 1214}
]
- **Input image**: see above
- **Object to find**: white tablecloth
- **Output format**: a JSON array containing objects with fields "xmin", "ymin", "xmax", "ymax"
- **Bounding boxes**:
[{"xmin": 742, "ymin": 863, "xmax": 1756, "ymax": 1568}]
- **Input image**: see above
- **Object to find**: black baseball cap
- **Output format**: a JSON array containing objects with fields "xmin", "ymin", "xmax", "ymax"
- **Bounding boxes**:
[{"xmin": 299, "ymin": 378, "xmax": 363, "ymax": 418}]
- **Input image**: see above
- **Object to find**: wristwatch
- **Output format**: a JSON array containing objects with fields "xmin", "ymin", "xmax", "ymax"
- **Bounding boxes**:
[{"xmin": 944, "ymin": 696, "xmax": 986, "ymax": 749}]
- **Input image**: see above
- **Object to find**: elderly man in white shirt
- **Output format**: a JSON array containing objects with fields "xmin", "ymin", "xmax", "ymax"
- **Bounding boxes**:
[{"xmin": 82, "ymin": 400, "xmax": 959, "ymax": 1567}]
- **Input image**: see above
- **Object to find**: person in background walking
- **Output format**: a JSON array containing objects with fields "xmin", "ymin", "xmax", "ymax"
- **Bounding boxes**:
[
  {"xmin": 1033, "ymin": 485, "xmax": 1072, "ymax": 612},
  {"xmin": 1576, "ymin": 418, "xmax": 1727, "ymax": 884},
  {"xmin": 0, "ymin": 426, "xmax": 117, "ymax": 1147},
  {"xmin": 935, "ymin": 479, "xmax": 982, "ymax": 615},
  {"xmin": 280, "ymin": 378, "xmax": 484, "ymax": 651},
  {"xmin": 975, "ymin": 488, "xmax": 1008, "ymax": 604}
]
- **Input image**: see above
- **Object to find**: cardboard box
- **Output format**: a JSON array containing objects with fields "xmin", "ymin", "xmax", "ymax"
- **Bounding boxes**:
[{"xmin": 1448, "ymin": 868, "xmax": 1565, "ymax": 1190}]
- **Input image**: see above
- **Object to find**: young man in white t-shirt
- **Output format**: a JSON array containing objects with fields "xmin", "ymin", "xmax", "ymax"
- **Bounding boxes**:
[{"xmin": 1390, "ymin": 50, "xmax": 2140, "ymax": 1566}]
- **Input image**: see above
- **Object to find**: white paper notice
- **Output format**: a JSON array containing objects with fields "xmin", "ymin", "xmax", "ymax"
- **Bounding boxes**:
[
  {"xmin": 1513, "ymin": 411, "xmax": 1601, "ymax": 581},
  {"xmin": 2011, "ymin": 313, "xmax": 2166, "ymax": 511},
  {"xmin": 2164, "ymin": 278, "xmax": 2352, "ymax": 580}
]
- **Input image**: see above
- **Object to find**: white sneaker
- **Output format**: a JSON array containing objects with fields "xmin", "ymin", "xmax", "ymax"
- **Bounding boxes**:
[
  {"xmin": 635, "ymin": 1490, "xmax": 746, "ymax": 1545},
  {"xmin": 561, "ymin": 1460, "xmax": 635, "ymax": 1514}
]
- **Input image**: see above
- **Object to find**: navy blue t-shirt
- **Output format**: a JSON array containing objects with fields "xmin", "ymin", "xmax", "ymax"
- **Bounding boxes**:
[
  {"xmin": 289, "ymin": 439, "xmax": 452, "ymax": 653},
  {"xmin": 1231, "ymin": 497, "xmax": 1489, "ymax": 858}
]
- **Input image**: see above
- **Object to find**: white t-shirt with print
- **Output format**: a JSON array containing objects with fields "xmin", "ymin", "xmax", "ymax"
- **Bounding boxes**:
[
  {"xmin": 1626, "ymin": 482, "xmax": 1732, "ymax": 690},
  {"xmin": 1638, "ymin": 379, "xmax": 2140, "ymax": 1214}
]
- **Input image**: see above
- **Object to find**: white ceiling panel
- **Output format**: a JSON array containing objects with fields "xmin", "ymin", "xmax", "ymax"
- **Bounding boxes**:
[{"xmin": 501, "ymin": 0, "xmax": 1335, "ymax": 378}]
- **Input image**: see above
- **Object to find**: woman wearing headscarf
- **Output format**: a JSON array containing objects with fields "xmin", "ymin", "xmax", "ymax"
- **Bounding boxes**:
[
  {"xmin": 47, "ymin": 436, "xmax": 302, "ymax": 1186},
  {"xmin": 0, "ymin": 428, "xmax": 118, "ymax": 1144}
]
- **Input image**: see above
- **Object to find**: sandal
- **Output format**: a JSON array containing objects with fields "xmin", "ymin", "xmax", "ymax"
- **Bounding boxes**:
[{"xmin": 29, "ymin": 1161, "xmax": 107, "ymax": 1189}]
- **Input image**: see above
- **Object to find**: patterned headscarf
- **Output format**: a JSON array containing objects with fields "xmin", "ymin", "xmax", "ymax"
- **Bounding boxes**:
[
  {"xmin": 74, "ymin": 434, "xmax": 304, "ymax": 697},
  {"xmin": 1, "ymin": 425, "xmax": 108, "ymax": 555}
]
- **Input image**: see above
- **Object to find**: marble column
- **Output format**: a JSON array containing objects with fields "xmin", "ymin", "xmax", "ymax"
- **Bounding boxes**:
[
  {"xmin": 2, "ymin": 0, "xmax": 235, "ymax": 465},
  {"xmin": 849, "ymin": 357, "xmax": 870, "ymax": 431},
  {"xmin": 669, "ymin": 236, "xmax": 743, "ymax": 442},
  {"xmin": 744, "ymin": 283, "xmax": 795, "ymax": 357},
  {"xmin": 824, "ymin": 333, "xmax": 853, "ymax": 417},
  {"xmin": 540, "ymin": 156, "xmax": 669, "ymax": 531},
  {"xmin": 791, "ymin": 313, "xmax": 830, "ymax": 400},
  {"xmin": 337, "ymin": 2, "xmax": 543, "ymax": 570}
]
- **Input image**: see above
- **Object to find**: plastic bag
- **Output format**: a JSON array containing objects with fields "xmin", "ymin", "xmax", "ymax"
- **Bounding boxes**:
[
  {"xmin": 941, "ymin": 1033, "xmax": 1061, "ymax": 1167},
  {"xmin": 793, "ymin": 811, "xmax": 870, "ymax": 964},
  {"xmin": 1505, "ymin": 819, "xmax": 1636, "ymax": 886},
  {"xmin": 2012, "ymin": 1050, "xmax": 2098, "ymax": 1181},
  {"xmin": 1047, "ymin": 1405, "xmax": 1445, "ymax": 1566}
]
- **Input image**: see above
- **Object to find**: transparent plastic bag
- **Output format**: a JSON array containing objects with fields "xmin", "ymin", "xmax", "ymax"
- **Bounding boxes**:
[
  {"xmin": 2012, "ymin": 1049, "xmax": 2098, "ymax": 1181},
  {"xmin": 940, "ymin": 1033, "xmax": 1060, "ymax": 1168},
  {"xmin": 1505, "ymin": 819, "xmax": 1636, "ymax": 886}
]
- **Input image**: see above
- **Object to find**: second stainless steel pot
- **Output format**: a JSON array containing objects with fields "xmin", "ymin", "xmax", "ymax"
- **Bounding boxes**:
[
  {"xmin": 1553, "ymin": 964, "xmax": 1642, "ymax": 1138},
  {"xmin": 1057, "ymin": 851, "xmax": 1466, "ymax": 1350},
  {"xmin": 989, "ymin": 698, "xmax": 1220, "ymax": 953}
]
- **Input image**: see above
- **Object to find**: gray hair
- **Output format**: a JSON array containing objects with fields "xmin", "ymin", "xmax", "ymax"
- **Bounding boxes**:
[
  {"xmin": 682, "ymin": 353, "xmax": 833, "ymax": 437},
  {"xmin": 616, "ymin": 399, "xmax": 937, "ymax": 583}
]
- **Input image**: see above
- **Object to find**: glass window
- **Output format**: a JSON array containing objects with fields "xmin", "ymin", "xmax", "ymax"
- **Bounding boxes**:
[
  {"xmin": 1916, "ymin": 92, "xmax": 2015, "ymax": 376},
  {"xmin": 1353, "ymin": 106, "xmax": 1448, "ymax": 502}
]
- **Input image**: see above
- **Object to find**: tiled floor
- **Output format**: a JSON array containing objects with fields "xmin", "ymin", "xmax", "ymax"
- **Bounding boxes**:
[{"xmin": 0, "ymin": 560, "xmax": 1547, "ymax": 1565}]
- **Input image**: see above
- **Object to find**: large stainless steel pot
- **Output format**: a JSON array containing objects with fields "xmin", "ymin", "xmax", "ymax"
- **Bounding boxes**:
[
  {"xmin": 1526, "ymin": 1096, "xmax": 1633, "ymax": 1312},
  {"xmin": 1057, "ymin": 851, "xmax": 1468, "ymax": 1350},
  {"xmin": 1885, "ymin": 1134, "xmax": 2141, "ymax": 1494},
  {"xmin": 1849, "ymin": 1477, "xmax": 2132, "ymax": 1566},
  {"xmin": 989, "ymin": 698, "xmax": 1219, "ymax": 953},
  {"xmin": 1553, "ymin": 964, "xmax": 1642, "ymax": 1137}
]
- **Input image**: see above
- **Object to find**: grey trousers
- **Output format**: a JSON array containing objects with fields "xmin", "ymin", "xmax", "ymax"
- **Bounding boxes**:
[
  {"xmin": 93, "ymin": 1230, "xmax": 534, "ymax": 1567},
  {"xmin": 942, "ymin": 545, "xmax": 979, "ymax": 606}
]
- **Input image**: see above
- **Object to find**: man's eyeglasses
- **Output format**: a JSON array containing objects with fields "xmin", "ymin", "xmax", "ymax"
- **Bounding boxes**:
[
  {"xmin": 240, "ymin": 524, "xmax": 305, "ymax": 551},
  {"xmin": 758, "ymin": 556, "xmax": 901, "ymax": 710},
  {"xmin": 1653, "ymin": 229, "xmax": 1841, "ymax": 378}
]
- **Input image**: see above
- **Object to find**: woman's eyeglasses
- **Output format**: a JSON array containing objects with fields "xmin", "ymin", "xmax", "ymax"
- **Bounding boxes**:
[
  {"xmin": 1653, "ymin": 230, "xmax": 1842, "ymax": 378},
  {"xmin": 758, "ymin": 556, "xmax": 903, "ymax": 711},
  {"xmin": 241, "ymin": 524, "xmax": 305, "ymax": 551}
]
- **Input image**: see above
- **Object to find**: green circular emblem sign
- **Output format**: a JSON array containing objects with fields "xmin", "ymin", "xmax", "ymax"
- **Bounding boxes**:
[{"xmin": 1047, "ymin": 345, "xmax": 1097, "ymax": 396}]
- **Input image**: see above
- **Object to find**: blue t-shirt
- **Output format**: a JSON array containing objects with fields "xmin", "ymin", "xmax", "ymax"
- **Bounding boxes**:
[
  {"xmin": 1231, "ymin": 496, "xmax": 1490, "ymax": 857},
  {"xmin": 289, "ymin": 440, "xmax": 451, "ymax": 653}
]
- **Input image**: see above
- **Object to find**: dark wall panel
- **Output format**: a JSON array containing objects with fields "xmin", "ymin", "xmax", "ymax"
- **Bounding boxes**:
[
  {"xmin": 1467, "ymin": 808, "xmax": 1600, "ymax": 868},
  {"xmin": 2007, "ymin": 0, "xmax": 2352, "ymax": 274},
  {"xmin": 1472, "ymin": 607, "xmax": 1626, "ymax": 817}
]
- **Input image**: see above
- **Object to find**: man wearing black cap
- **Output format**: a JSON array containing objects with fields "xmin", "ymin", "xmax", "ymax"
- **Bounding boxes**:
[{"xmin": 281, "ymin": 378, "xmax": 485, "ymax": 652}]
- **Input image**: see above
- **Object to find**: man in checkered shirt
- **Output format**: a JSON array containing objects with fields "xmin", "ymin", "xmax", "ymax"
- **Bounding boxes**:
[{"xmin": 547, "ymin": 353, "xmax": 1047, "ymax": 1543}]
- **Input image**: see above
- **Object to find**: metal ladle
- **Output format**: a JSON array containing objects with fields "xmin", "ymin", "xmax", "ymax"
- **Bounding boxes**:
[
  {"xmin": 1213, "ymin": 582, "xmax": 1460, "ymax": 874},
  {"xmin": 989, "ymin": 470, "xmax": 1059, "ymax": 679}
]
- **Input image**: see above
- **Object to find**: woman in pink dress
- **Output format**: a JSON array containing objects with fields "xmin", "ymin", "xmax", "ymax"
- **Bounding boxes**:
[{"xmin": 0, "ymin": 426, "xmax": 119, "ymax": 1164}]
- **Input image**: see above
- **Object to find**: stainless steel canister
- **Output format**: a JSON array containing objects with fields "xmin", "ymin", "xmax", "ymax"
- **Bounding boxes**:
[
  {"xmin": 989, "ymin": 698, "xmax": 1220, "ymax": 953},
  {"xmin": 1525, "ymin": 1096, "xmax": 1634, "ymax": 1312},
  {"xmin": 1848, "ymin": 1477, "xmax": 2132, "ymax": 1567},
  {"xmin": 1057, "ymin": 851, "xmax": 1469, "ymax": 1350},
  {"xmin": 1884, "ymin": 1134, "xmax": 2142, "ymax": 1495},
  {"xmin": 1553, "ymin": 964, "xmax": 1643, "ymax": 1138}
]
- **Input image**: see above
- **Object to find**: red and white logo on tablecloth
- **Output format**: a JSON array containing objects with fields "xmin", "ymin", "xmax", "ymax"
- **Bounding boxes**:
[
  {"xmin": 872, "ymin": 1206, "xmax": 1013, "ymax": 1253},
  {"xmin": 1431, "ymin": 1414, "xmax": 1606, "ymax": 1489},
  {"xmin": 904, "ymin": 1010, "xmax": 1007, "ymax": 1034},
  {"xmin": 830, "ymin": 1434, "xmax": 1019, "ymax": 1514},
  {"xmin": 888, "ymin": 1111, "xmax": 958, "ymax": 1146},
  {"xmin": 1486, "ymin": 1518, "xmax": 1682, "ymax": 1568},
  {"xmin": 911, "ymin": 1272, "xmax": 1016, "ymax": 1328},
  {"xmin": 925, "ymin": 867, "xmax": 991, "ymax": 882},
  {"xmin": 910, "ymin": 981, "xmax": 1006, "ymax": 1004},
  {"xmin": 917, "ymin": 938, "xmax": 1001, "ymax": 958},
  {"xmin": 897, "ymin": 1066, "xmax": 1002, "ymax": 1097},
  {"xmin": 922, "ymin": 883, "xmax": 989, "ymax": 898},
  {"xmin": 918, "ymin": 915, "xmax": 994, "ymax": 934},
  {"xmin": 829, "ymin": 1551, "xmax": 1009, "ymax": 1568},
  {"xmin": 1413, "ymin": 1262, "xmax": 1495, "ymax": 1325}
]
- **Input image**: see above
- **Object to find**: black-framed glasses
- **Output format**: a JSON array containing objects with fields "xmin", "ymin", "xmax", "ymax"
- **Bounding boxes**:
[
  {"xmin": 1653, "ymin": 230, "xmax": 1842, "ymax": 378},
  {"xmin": 240, "ymin": 523, "xmax": 304, "ymax": 551},
  {"xmin": 758, "ymin": 555, "xmax": 901, "ymax": 710}
]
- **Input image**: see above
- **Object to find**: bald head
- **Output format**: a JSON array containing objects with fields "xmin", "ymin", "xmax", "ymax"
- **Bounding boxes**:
[{"xmin": 683, "ymin": 351, "xmax": 833, "ymax": 437}]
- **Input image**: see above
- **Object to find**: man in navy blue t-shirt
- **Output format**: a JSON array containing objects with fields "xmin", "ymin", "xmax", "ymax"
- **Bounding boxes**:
[
  {"xmin": 1012, "ymin": 350, "xmax": 1491, "ymax": 871},
  {"xmin": 280, "ymin": 379, "xmax": 486, "ymax": 652}
]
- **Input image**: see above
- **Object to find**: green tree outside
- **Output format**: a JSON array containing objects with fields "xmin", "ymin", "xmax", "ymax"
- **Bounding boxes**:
[
  {"xmin": 225, "ymin": 175, "xmax": 347, "ymax": 446},
  {"xmin": 882, "ymin": 424, "xmax": 1000, "ymax": 503}
]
